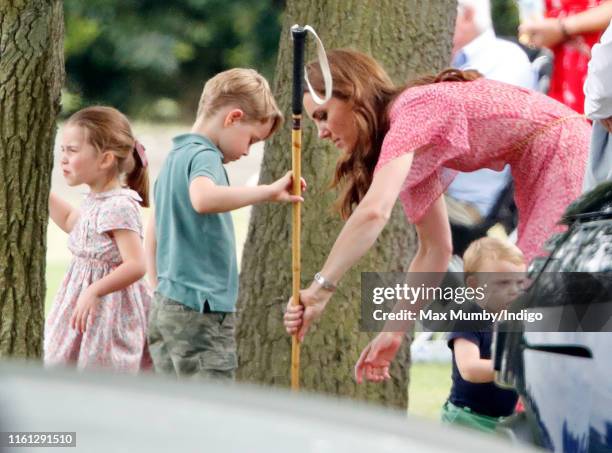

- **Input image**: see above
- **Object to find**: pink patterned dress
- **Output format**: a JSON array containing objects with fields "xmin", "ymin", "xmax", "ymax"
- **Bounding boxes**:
[
  {"xmin": 44, "ymin": 188, "xmax": 152, "ymax": 372},
  {"xmin": 375, "ymin": 78, "xmax": 591, "ymax": 263}
]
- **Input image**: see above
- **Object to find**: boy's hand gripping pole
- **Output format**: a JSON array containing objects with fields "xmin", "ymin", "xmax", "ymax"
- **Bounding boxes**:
[{"xmin": 289, "ymin": 24, "xmax": 331, "ymax": 391}]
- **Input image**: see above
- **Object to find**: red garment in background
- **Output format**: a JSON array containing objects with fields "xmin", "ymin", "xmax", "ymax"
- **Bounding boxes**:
[{"xmin": 545, "ymin": 0, "xmax": 605, "ymax": 113}]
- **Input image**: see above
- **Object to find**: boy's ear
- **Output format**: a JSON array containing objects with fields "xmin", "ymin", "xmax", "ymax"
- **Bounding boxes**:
[{"xmin": 223, "ymin": 109, "xmax": 244, "ymax": 126}]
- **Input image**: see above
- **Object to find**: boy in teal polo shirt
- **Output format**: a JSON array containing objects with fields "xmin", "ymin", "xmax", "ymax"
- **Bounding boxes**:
[{"xmin": 145, "ymin": 68, "xmax": 304, "ymax": 379}]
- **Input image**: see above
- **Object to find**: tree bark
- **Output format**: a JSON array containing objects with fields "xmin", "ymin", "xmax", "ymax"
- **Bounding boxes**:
[
  {"xmin": 237, "ymin": 0, "xmax": 456, "ymax": 408},
  {"xmin": 0, "ymin": 1, "xmax": 64, "ymax": 358}
]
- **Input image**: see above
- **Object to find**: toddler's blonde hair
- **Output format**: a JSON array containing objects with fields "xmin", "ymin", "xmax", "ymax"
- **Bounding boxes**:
[{"xmin": 463, "ymin": 237, "xmax": 524, "ymax": 274}]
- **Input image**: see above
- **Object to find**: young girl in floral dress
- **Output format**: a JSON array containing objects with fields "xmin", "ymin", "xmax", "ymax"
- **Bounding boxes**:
[{"xmin": 45, "ymin": 106, "xmax": 151, "ymax": 372}]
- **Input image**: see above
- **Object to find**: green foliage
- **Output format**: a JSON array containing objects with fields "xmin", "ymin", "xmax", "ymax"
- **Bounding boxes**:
[
  {"xmin": 63, "ymin": 0, "xmax": 283, "ymax": 120},
  {"xmin": 62, "ymin": 0, "xmax": 521, "ymax": 119},
  {"xmin": 492, "ymin": 0, "xmax": 520, "ymax": 38}
]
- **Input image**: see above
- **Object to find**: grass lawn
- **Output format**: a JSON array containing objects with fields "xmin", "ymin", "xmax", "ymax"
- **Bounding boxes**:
[
  {"xmin": 45, "ymin": 260, "xmax": 69, "ymax": 315},
  {"xmin": 408, "ymin": 362, "xmax": 452, "ymax": 420},
  {"xmin": 47, "ymin": 259, "xmax": 452, "ymax": 420},
  {"xmin": 44, "ymin": 207, "xmax": 250, "ymax": 315},
  {"xmin": 45, "ymin": 209, "xmax": 452, "ymax": 423}
]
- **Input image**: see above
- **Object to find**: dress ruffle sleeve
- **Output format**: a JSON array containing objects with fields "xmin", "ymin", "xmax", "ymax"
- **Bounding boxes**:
[{"xmin": 96, "ymin": 192, "xmax": 143, "ymax": 236}]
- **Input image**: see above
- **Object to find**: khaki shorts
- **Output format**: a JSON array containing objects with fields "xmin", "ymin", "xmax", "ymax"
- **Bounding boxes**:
[{"xmin": 147, "ymin": 293, "xmax": 237, "ymax": 380}]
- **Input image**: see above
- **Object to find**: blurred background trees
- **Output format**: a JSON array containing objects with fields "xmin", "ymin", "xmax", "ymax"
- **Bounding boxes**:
[
  {"xmin": 62, "ymin": 0, "xmax": 519, "ymax": 121},
  {"xmin": 492, "ymin": 0, "xmax": 520, "ymax": 37},
  {"xmin": 63, "ymin": 0, "xmax": 283, "ymax": 120}
]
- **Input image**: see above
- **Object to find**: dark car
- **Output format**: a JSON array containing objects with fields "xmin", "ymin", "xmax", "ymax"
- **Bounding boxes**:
[{"xmin": 493, "ymin": 183, "xmax": 612, "ymax": 452}]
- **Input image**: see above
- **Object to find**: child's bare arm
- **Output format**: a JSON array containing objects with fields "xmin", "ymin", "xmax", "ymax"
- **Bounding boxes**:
[
  {"xmin": 70, "ymin": 229, "xmax": 147, "ymax": 333},
  {"xmin": 49, "ymin": 192, "xmax": 79, "ymax": 233},
  {"xmin": 145, "ymin": 209, "xmax": 158, "ymax": 288},
  {"xmin": 453, "ymin": 338, "xmax": 495, "ymax": 383},
  {"xmin": 189, "ymin": 171, "xmax": 305, "ymax": 214},
  {"xmin": 105, "ymin": 229, "xmax": 148, "ymax": 293}
]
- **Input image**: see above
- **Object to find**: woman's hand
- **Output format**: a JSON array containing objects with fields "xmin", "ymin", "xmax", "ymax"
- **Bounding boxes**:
[
  {"xmin": 268, "ymin": 171, "xmax": 306, "ymax": 203},
  {"xmin": 283, "ymin": 285, "xmax": 333, "ymax": 341},
  {"xmin": 355, "ymin": 331, "xmax": 404, "ymax": 384},
  {"xmin": 70, "ymin": 286, "xmax": 100, "ymax": 333},
  {"xmin": 519, "ymin": 18, "xmax": 567, "ymax": 49},
  {"xmin": 601, "ymin": 117, "xmax": 612, "ymax": 133},
  {"xmin": 521, "ymin": 2, "xmax": 612, "ymax": 50}
]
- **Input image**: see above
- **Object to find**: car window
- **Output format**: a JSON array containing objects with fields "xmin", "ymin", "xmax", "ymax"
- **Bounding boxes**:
[
  {"xmin": 545, "ymin": 220, "xmax": 612, "ymax": 273},
  {"xmin": 521, "ymin": 220, "xmax": 612, "ymax": 309}
]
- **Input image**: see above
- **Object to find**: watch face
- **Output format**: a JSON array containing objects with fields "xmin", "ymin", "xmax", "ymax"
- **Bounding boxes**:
[{"xmin": 315, "ymin": 273, "xmax": 334, "ymax": 290}]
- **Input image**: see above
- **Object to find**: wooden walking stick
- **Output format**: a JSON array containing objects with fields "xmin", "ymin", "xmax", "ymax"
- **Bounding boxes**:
[{"xmin": 290, "ymin": 25, "xmax": 306, "ymax": 391}]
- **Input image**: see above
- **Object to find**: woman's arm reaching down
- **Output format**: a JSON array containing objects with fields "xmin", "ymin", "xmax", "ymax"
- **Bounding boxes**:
[{"xmin": 284, "ymin": 153, "xmax": 415, "ymax": 341}]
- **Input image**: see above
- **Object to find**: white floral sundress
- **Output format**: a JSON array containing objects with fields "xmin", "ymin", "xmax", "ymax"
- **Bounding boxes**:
[{"xmin": 44, "ymin": 188, "xmax": 152, "ymax": 372}]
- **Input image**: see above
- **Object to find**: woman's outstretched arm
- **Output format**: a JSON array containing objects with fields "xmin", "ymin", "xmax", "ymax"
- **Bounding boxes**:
[
  {"xmin": 355, "ymin": 196, "xmax": 452, "ymax": 383},
  {"xmin": 284, "ymin": 152, "xmax": 415, "ymax": 341},
  {"xmin": 320, "ymin": 153, "xmax": 416, "ymax": 283}
]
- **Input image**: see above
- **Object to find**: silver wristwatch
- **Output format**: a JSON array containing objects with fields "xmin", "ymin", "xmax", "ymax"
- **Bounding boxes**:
[{"xmin": 314, "ymin": 272, "xmax": 337, "ymax": 292}]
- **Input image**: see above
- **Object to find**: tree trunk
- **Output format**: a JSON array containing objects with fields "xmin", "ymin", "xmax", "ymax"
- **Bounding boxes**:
[
  {"xmin": 0, "ymin": 1, "xmax": 64, "ymax": 358},
  {"xmin": 237, "ymin": 0, "xmax": 455, "ymax": 408}
]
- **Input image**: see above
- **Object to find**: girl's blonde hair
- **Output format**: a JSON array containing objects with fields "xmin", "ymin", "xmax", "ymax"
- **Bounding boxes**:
[
  {"xmin": 197, "ymin": 68, "xmax": 283, "ymax": 138},
  {"xmin": 67, "ymin": 106, "xmax": 149, "ymax": 207},
  {"xmin": 305, "ymin": 49, "xmax": 482, "ymax": 219},
  {"xmin": 463, "ymin": 237, "xmax": 525, "ymax": 274}
]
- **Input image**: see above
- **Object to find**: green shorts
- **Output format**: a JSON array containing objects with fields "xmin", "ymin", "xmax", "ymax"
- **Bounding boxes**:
[
  {"xmin": 147, "ymin": 292, "xmax": 237, "ymax": 380},
  {"xmin": 441, "ymin": 400, "xmax": 508, "ymax": 433}
]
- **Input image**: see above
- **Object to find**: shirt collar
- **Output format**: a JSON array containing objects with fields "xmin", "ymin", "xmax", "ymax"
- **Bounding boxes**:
[
  {"xmin": 461, "ymin": 28, "xmax": 496, "ymax": 61},
  {"xmin": 172, "ymin": 133, "xmax": 222, "ymax": 157},
  {"xmin": 86, "ymin": 188, "xmax": 142, "ymax": 202}
]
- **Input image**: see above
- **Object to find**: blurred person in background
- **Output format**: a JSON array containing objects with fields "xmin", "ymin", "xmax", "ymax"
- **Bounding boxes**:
[
  {"xmin": 520, "ymin": 0, "xmax": 612, "ymax": 113},
  {"xmin": 582, "ymin": 19, "xmax": 612, "ymax": 190},
  {"xmin": 446, "ymin": 0, "xmax": 536, "ymax": 252}
]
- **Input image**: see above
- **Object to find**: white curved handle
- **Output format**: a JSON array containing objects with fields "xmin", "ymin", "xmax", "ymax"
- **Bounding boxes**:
[{"xmin": 303, "ymin": 25, "xmax": 333, "ymax": 105}]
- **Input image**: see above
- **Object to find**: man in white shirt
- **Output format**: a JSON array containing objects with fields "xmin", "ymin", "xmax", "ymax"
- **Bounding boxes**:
[
  {"xmin": 452, "ymin": 0, "xmax": 535, "ymax": 87},
  {"xmin": 583, "ymin": 20, "xmax": 612, "ymax": 192},
  {"xmin": 447, "ymin": 0, "xmax": 536, "ymax": 227}
]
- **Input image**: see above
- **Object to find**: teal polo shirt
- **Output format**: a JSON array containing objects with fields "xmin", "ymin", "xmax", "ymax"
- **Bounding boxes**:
[{"xmin": 154, "ymin": 133, "xmax": 238, "ymax": 312}]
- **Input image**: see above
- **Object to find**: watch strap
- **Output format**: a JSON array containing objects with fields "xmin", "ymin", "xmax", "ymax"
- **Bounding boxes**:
[{"xmin": 314, "ymin": 272, "xmax": 337, "ymax": 292}]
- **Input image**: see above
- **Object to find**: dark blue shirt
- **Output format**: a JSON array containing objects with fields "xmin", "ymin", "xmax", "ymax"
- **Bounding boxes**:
[{"xmin": 447, "ymin": 330, "xmax": 518, "ymax": 417}]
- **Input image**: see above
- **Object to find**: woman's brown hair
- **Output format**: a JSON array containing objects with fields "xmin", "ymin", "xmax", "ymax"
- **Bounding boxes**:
[
  {"xmin": 305, "ymin": 49, "xmax": 481, "ymax": 219},
  {"xmin": 67, "ymin": 106, "xmax": 150, "ymax": 207}
]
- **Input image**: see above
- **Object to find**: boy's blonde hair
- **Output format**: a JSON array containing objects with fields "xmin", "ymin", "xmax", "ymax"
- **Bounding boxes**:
[
  {"xmin": 197, "ymin": 68, "xmax": 283, "ymax": 138},
  {"xmin": 463, "ymin": 237, "xmax": 525, "ymax": 274}
]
